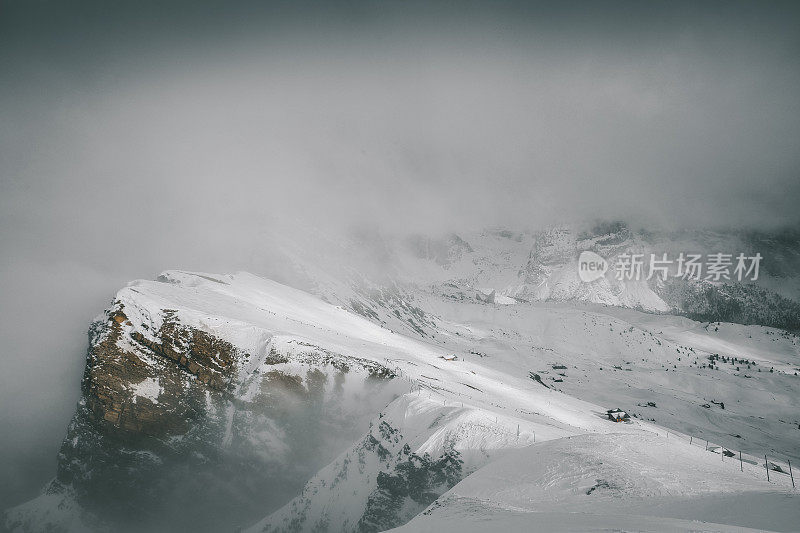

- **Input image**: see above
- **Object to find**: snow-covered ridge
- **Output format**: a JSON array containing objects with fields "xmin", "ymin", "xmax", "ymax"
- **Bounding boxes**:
[
  {"xmin": 108, "ymin": 270, "xmax": 632, "ymax": 436},
  {"xmin": 246, "ymin": 394, "xmax": 550, "ymax": 533},
  {"xmin": 6, "ymin": 268, "xmax": 799, "ymax": 533}
]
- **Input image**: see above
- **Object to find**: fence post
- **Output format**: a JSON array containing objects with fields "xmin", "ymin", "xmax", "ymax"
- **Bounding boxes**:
[
  {"xmin": 739, "ymin": 451, "xmax": 743, "ymax": 472},
  {"xmin": 789, "ymin": 459, "xmax": 795, "ymax": 489},
  {"xmin": 705, "ymin": 440, "xmax": 708, "ymax": 451},
  {"xmin": 690, "ymin": 436, "xmax": 692, "ymax": 445},
  {"xmin": 765, "ymin": 455, "xmax": 770, "ymax": 482}
]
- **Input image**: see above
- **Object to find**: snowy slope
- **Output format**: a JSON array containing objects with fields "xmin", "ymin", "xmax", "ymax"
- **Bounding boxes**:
[
  {"xmin": 387, "ymin": 224, "xmax": 800, "ymax": 329},
  {"xmin": 389, "ymin": 432, "xmax": 800, "ymax": 532},
  {"xmin": 246, "ymin": 394, "xmax": 575, "ymax": 533},
  {"xmin": 7, "ymin": 267, "xmax": 799, "ymax": 533},
  {"xmin": 413, "ymin": 294, "xmax": 800, "ymax": 464},
  {"xmin": 246, "ymin": 277, "xmax": 799, "ymax": 532}
]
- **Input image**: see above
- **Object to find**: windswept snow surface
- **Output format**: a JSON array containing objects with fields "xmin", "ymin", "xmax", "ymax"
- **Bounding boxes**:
[
  {"xmin": 389, "ymin": 432, "xmax": 800, "ymax": 532},
  {"xmin": 245, "ymin": 393, "xmax": 577, "ymax": 533},
  {"xmin": 115, "ymin": 270, "xmax": 625, "ymax": 437},
  {"xmin": 143, "ymin": 269, "xmax": 795, "ymax": 533},
  {"xmin": 12, "ymin": 269, "xmax": 797, "ymax": 532}
]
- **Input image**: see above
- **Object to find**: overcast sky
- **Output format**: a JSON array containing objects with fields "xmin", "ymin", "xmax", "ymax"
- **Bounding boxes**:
[{"xmin": 1, "ymin": 0, "xmax": 799, "ymax": 508}]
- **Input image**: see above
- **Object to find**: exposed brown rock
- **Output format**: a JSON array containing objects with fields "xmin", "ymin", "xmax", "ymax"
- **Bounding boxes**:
[{"xmin": 81, "ymin": 304, "xmax": 240, "ymax": 438}]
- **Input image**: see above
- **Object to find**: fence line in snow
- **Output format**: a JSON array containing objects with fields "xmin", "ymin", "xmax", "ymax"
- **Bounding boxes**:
[
  {"xmin": 649, "ymin": 425, "xmax": 796, "ymax": 489},
  {"xmin": 387, "ymin": 361, "xmax": 796, "ymax": 489}
]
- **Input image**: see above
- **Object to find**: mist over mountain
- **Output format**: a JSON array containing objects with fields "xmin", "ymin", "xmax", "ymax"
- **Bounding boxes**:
[{"xmin": 1, "ymin": 1, "xmax": 799, "ymax": 531}]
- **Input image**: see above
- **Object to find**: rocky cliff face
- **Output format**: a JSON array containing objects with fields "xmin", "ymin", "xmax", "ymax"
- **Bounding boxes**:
[
  {"xmin": 81, "ymin": 305, "xmax": 237, "ymax": 436},
  {"xmin": 51, "ymin": 302, "xmax": 241, "ymax": 529},
  {"xmin": 6, "ymin": 272, "xmax": 407, "ymax": 533},
  {"xmin": 245, "ymin": 393, "xmax": 526, "ymax": 533}
]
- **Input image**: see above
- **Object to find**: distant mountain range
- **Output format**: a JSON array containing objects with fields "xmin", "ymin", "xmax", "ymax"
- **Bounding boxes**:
[{"xmin": 337, "ymin": 222, "xmax": 800, "ymax": 333}]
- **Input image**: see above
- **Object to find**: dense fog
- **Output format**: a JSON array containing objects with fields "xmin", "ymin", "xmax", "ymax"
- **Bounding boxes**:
[{"xmin": 1, "ymin": 0, "xmax": 799, "ymax": 511}]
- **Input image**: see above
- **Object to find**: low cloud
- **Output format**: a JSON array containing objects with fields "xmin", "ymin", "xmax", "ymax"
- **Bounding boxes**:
[{"xmin": 1, "ymin": 0, "xmax": 799, "ymax": 508}]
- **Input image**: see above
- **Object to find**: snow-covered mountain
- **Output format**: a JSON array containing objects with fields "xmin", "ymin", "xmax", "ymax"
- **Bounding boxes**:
[
  {"xmin": 239, "ymin": 221, "xmax": 800, "ymax": 336},
  {"xmin": 5, "ymin": 224, "xmax": 800, "ymax": 533},
  {"xmin": 390, "ymin": 223, "xmax": 800, "ymax": 329}
]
